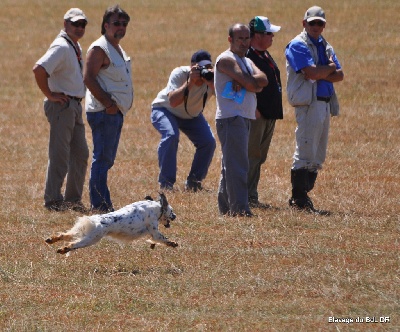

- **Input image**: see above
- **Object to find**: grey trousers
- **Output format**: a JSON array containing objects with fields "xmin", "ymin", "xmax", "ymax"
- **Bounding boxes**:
[
  {"xmin": 44, "ymin": 99, "xmax": 89, "ymax": 204},
  {"xmin": 293, "ymin": 100, "xmax": 330, "ymax": 171},
  {"xmin": 216, "ymin": 116, "xmax": 250, "ymax": 215},
  {"xmin": 247, "ymin": 117, "xmax": 276, "ymax": 201}
]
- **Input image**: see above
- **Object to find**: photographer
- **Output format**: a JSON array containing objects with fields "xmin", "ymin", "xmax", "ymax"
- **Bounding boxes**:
[{"xmin": 151, "ymin": 50, "xmax": 216, "ymax": 191}]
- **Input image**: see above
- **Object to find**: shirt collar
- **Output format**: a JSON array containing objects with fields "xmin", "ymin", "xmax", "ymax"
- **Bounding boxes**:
[{"xmin": 308, "ymin": 33, "xmax": 323, "ymax": 45}]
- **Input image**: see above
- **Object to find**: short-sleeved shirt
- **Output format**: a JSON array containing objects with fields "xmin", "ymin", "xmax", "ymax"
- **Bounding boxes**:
[
  {"xmin": 285, "ymin": 34, "xmax": 341, "ymax": 98},
  {"xmin": 152, "ymin": 66, "xmax": 213, "ymax": 119},
  {"xmin": 36, "ymin": 30, "xmax": 85, "ymax": 98}
]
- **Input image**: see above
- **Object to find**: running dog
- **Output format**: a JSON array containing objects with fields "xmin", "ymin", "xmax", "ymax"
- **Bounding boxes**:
[{"xmin": 45, "ymin": 193, "xmax": 178, "ymax": 254}]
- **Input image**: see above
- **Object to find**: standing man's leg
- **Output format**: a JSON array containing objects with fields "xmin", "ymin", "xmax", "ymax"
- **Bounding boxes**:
[
  {"xmin": 217, "ymin": 116, "xmax": 251, "ymax": 215},
  {"xmin": 308, "ymin": 101, "xmax": 330, "ymax": 192},
  {"xmin": 44, "ymin": 100, "xmax": 75, "ymax": 210},
  {"xmin": 87, "ymin": 111, "xmax": 123, "ymax": 212},
  {"xmin": 64, "ymin": 100, "xmax": 89, "ymax": 206},
  {"xmin": 290, "ymin": 104, "xmax": 315, "ymax": 209},
  {"xmin": 290, "ymin": 101, "xmax": 330, "ymax": 212},
  {"xmin": 248, "ymin": 117, "xmax": 275, "ymax": 205}
]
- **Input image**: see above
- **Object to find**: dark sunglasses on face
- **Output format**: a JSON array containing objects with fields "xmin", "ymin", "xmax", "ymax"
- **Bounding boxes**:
[
  {"xmin": 111, "ymin": 21, "xmax": 129, "ymax": 27},
  {"xmin": 308, "ymin": 20, "xmax": 324, "ymax": 27},
  {"xmin": 70, "ymin": 20, "xmax": 87, "ymax": 28},
  {"xmin": 257, "ymin": 31, "xmax": 273, "ymax": 36}
]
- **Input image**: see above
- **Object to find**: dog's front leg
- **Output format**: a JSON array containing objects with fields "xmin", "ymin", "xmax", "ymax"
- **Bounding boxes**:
[
  {"xmin": 166, "ymin": 240, "xmax": 178, "ymax": 248},
  {"xmin": 150, "ymin": 230, "xmax": 178, "ymax": 248}
]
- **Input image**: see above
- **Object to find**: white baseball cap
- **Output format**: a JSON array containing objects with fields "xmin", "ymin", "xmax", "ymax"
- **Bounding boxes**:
[{"xmin": 252, "ymin": 16, "xmax": 281, "ymax": 33}]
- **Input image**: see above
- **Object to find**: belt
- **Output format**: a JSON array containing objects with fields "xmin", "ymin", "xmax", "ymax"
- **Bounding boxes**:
[
  {"xmin": 317, "ymin": 96, "xmax": 331, "ymax": 103},
  {"xmin": 67, "ymin": 95, "xmax": 83, "ymax": 102}
]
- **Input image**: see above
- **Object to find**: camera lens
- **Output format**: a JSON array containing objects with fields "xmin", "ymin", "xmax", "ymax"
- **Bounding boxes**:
[{"xmin": 200, "ymin": 69, "xmax": 214, "ymax": 81}]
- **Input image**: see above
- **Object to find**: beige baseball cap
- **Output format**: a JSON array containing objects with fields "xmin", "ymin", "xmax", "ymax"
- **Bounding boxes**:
[{"xmin": 64, "ymin": 8, "xmax": 88, "ymax": 22}]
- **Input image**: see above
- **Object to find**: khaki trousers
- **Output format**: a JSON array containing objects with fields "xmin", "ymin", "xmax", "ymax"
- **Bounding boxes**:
[
  {"xmin": 247, "ymin": 117, "xmax": 276, "ymax": 201},
  {"xmin": 44, "ymin": 99, "xmax": 89, "ymax": 204}
]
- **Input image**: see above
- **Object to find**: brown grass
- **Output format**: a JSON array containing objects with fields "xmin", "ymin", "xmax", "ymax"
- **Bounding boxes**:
[{"xmin": 0, "ymin": 0, "xmax": 399, "ymax": 330}]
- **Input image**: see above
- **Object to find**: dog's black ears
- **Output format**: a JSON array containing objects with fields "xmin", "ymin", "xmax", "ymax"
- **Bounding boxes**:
[
  {"xmin": 145, "ymin": 195, "xmax": 154, "ymax": 201},
  {"xmin": 158, "ymin": 191, "xmax": 168, "ymax": 208}
]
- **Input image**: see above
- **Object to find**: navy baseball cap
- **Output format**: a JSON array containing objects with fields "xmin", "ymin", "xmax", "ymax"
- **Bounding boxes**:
[{"xmin": 191, "ymin": 50, "xmax": 212, "ymax": 66}]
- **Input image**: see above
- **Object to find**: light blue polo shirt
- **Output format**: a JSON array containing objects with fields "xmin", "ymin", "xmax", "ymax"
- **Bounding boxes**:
[{"xmin": 285, "ymin": 34, "xmax": 341, "ymax": 98}]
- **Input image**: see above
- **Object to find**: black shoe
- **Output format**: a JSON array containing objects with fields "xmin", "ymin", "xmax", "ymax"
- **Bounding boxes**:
[
  {"xmin": 66, "ymin": 201, "xmax": 88, "ymax": 213},
  {"xmin": 90, "ymin": 207, "xmax": 114, "ymax": 215},
  {"xmin": 289, "ymin": 197, "xmax": 330, "ymax": 216},
  {"xmin": 44, "ymin": 201, "xmax": 68, "ymax": 212},
  {"xmin": 249, "ymin": 199, "xmax": 271, "ymax": 209},
  {"xmin": 230, "ymin": 210, "xmax": 255, "ymax": 217},
  {"xmin": 185, "ymin": 179, "xmax": 202, "ymax": 192},
  {"xmin": 243, "ymin": 210, "xmax": 255, "ymax": 217},
  {"xmin": 160, "ymin": 183, "xmax": 175, "ymax": 191}
]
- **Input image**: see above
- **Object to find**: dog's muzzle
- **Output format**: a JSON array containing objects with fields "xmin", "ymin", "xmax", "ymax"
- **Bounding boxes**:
[{"xmin": 163, "ymin": 212, "xmax": 176, "ymax": 228}]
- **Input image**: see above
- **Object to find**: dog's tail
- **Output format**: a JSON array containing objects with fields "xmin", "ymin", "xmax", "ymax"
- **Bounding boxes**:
[{"xmin": 67, "ymin": 216, "xmax": 97, "ymax": 241}]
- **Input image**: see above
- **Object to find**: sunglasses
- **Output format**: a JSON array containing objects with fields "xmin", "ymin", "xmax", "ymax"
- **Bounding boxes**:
[
  {"xmin": 111, "ymin": 21, "xmax": 129, "ymax": 27},
  {"xmin": 257, "ymin": 31, "xmax": 273, "ymax": 36},
  {"xmin": 70, "ymin": 20, "xmax": 87, "ymax": 28},
  {"xmin": 308, "ymin": 20, "xmax": 325, "ymax": 27}
]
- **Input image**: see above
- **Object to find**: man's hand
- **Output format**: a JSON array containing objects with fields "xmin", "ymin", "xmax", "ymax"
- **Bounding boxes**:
[
  {"xmin": 232, "ymin": 80, "xmax": 242, "ymax": 92},
  {"xmin": 48, "ymin": 92, "xmax": 70, "ymax": 104},
  {"xmin": 33, "ymin": 64, "xmax": 69, "ymax": 104}
]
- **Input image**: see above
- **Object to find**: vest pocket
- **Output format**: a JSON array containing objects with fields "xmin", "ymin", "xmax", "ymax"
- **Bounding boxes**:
[{"xmin": 288, "ymin": 79, "xmax": 314, "ymax": 107}]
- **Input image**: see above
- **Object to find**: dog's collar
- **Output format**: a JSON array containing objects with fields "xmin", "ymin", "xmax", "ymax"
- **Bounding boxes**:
[{"xmin": 158, "ymin": 207, "xmax": 164, "ymax": 221}]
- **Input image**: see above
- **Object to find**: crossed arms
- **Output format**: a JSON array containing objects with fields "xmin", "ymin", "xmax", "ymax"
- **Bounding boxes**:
[{"xmin": 216, "ymin": 56, "xmax": 268, "ymax": 92}]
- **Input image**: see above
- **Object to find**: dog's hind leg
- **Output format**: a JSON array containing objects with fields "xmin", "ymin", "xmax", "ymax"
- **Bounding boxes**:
[
  {"xmin": 45, "ymin": 233, "xmax": 73, "ymax": 245},
  {"xmin": 57, "ymin": 246, "xmax": 73, "ymax": 255},
  {"xmin": 46, "ymin": 233, "xmax": 80, "ymax": 254},
  {"xmin": 56, "ymin": 232, "xmax": 104, "ymax": 254}
]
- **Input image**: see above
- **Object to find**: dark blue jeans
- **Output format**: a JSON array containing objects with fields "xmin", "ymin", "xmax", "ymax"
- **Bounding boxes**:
[
  {"xmin": 87, "ymin": 111, "xmax": 123, "ymax": 211},
  {"xmin": 151, "ymin": 107, "xmax": 216, "ymax": 187}
]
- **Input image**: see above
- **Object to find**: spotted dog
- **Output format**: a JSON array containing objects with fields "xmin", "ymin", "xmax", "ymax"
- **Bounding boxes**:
[{"xmin": 45, "ymin": 193, "xmax": 178, "ymax": 254}]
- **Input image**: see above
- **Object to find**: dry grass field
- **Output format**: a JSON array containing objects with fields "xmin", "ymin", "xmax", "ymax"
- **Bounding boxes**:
[{"xmin": 1, "ymin": 0, "xmax": 399, "ymax": 330}]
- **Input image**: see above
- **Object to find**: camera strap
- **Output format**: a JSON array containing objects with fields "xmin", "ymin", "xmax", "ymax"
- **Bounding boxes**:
[
  {"xmin": 61, "ymin": 36, "xmax": 83, "ymax": 71},
  {"xmin": 184, "ymin": 74, "xmax": 208, "ymax": 118}
]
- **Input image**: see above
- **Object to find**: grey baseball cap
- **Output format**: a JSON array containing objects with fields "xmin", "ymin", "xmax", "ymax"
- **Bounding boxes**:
[{"xmin": 304, "ymin": 6, "xmax": 326, "ymax": 22}]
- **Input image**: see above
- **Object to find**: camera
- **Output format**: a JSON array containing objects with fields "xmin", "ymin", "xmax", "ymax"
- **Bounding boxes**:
[{"xmin": 198, "ymin": 66, "xmax": 214, "ymax": 81}]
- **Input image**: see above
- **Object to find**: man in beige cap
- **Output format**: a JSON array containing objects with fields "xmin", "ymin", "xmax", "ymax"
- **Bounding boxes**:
[
  {"xmin": 33, "ymin": 8, "xmax": 89, "ymax": 212},
  {"xmin": 285, "ymin": 6, "xmax": 344, "ymax": 214}
]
